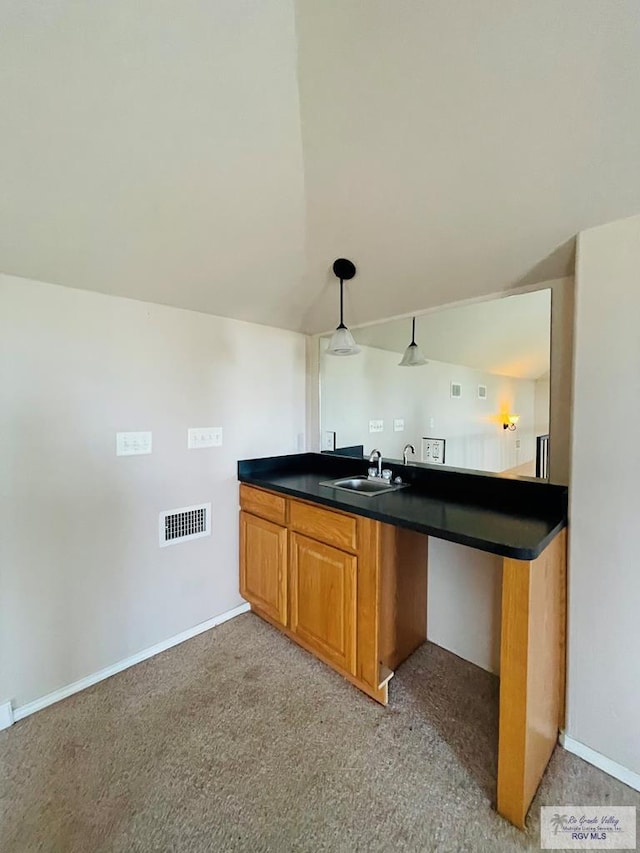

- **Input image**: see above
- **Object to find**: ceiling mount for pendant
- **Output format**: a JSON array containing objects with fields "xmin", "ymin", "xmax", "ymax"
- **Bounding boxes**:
[
  {"xmin": 326, "ymin": 258, "xmax": 360, "ymax": 356},
  {"xmin": 332, "ymin": 258, "xmax": 356, "ymax": 281}
]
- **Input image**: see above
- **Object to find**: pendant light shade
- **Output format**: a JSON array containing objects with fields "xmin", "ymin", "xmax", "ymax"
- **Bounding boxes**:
[
  {"xmin": 399, "ymin": 317, "xmax": 427, "ymax": 366},
  {"xmin": 399, "ymin": 343, "xmax": 427, "ymax": 367},
  {"xmin": 327, "ymin": 323, "xmax": 360, "ymax": 356},
  {"xmin": 326, "ymin": 258, "xmax": 360, "ymax": 357}
]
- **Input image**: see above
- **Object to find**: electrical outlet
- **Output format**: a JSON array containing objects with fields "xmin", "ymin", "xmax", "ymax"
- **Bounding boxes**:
[
  {"xmin": 116, "ymin": 431, "xmax": 152, "ymax": 456},
  {"xmin": 369, "ymin": 419, "xmax": 384, "ymax": 433},
  {"xmin": 188, "ymin": 427, "xmax": 222, "ymax": 449},
  {"xmin": 393, "ymin": 418, "xmax": 405, "ymax": 432},
  {"xmin": 321, "ymin": 430, "xmax": 336, "ymax": 451},
  {"xmin": 421, "ymin": 437, "xmax": 445, "ymax": 465},
  {"xmin": 515, "ymin": 439, "xmax": 521, "ymax": 449}
]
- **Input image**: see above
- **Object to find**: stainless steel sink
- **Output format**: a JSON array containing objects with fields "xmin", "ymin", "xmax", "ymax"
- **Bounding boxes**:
[{"xmin": 319, "ymin": 476, "xmax": 408, "ymax": 497}]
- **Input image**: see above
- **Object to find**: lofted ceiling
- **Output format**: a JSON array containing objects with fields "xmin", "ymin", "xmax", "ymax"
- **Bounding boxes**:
[
  {"xmin": 295, "ymin": 0, "xmax": 640, "ymax": 333},
  {"xmin": 0, "ymin": 1, "xmax": 308, "ymax": 330},
  {"xmin": 1, "ymin": 1, "xmax": 640, "ymax": 332}
]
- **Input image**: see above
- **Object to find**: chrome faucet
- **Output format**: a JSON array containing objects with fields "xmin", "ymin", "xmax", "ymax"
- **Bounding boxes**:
[
  {"xmin": 368, "ymin": 448, "xmax": 383, "ymax": 478},
  {"xmin": 402, "ymin": 443, "xmax": 416, "ymax": 466}
]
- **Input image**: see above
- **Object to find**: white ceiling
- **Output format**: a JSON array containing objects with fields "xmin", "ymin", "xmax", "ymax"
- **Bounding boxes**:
[
  {"xmin": 0, "ymin": 1, "xmax": 308, "ymax": 329},
  {"xmin": 1, "ymin": 1, "xmax": 640, "ymax": 331},
  {"xmin": 329, "ymin": 289, "xmax": 552, "ymax": 380}
]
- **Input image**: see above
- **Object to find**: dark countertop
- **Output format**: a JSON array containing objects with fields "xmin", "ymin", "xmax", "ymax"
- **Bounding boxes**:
[{"xmin": 238, "ymin": 453, "xmax": 568, "ymax": 560}]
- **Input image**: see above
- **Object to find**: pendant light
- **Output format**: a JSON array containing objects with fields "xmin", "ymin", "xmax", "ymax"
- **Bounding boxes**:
[
  {"xmin": 326, "ymin": 258, "xmax": 361, "ymax": 356},
  {"xmin": 399, "ymin": 316, "xmax": 428, "ymax": 366}
]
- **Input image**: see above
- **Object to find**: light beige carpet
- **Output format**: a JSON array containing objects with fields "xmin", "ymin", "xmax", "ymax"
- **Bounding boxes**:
[{"xmin": 1, "ymin": 613, "xmax": 637, "ymax": 852}]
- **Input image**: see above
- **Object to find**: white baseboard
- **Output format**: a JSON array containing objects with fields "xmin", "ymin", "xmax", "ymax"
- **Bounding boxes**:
[
  {"xmin": 560, "ymin": 732, "xmax": 640, "ymax": 792},
  {"xmin": 10, "ymin": 602, "xmax": 250, "ymax": 726},
  {"xmin": 0, "ymin": 701, "xmax": 14, "ymax": 731}
]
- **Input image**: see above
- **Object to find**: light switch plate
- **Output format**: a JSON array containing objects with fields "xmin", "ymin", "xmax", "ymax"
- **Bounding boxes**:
[
  {"xmin": 369, "ymin": 419, "xmax": 384, "ymax": 433},
  {"xmin": 393, "ymin": 418, "xmax": 405, "ymax": 432},
  {"xmin": 188, "ymin": 427, "xmax": 222, "ymax": 449},
  {"xmin": 116, "ymin": 431, "xmax": 152, "ymax": 456}
]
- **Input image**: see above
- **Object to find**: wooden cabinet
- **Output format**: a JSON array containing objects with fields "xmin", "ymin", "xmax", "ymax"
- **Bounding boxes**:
[
  {"xmin": 239, "ymin": 510, "xmax": 287, "ymax": 627},
  {"xmin": 239, "ymin": 481, "xmax": 567, "ymax": 831},
  {"xmin": 238, "ymin": 483, "xmax": 428, "ymax": 704},
  {"xmin": 290, "ymin": 533, "xmax": 357, "ymax": 675}
]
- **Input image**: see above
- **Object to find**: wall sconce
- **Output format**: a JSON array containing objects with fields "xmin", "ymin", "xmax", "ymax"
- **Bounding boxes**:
[
  {"xmin": 326, "ymin": 258, "xmax": 360, "ymax": 356},
  {"xmin": 502, "ymin": 414, "xmax": 520, "ymax": 431}
]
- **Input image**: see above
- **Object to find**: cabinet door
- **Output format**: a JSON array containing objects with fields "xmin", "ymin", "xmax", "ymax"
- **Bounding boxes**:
[
  {"xmin": 240, "ymin": 511, "xmax": 287, "ymax": 626},
  {"xmin": 290, "ymin": 533, "xmax": 357, "ymax": 675}
]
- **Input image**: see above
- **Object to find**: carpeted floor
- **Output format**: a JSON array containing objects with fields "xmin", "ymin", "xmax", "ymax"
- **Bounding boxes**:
[{"xmin": 1, "ymin": 613, "xmax": 638, "ymax": 852}]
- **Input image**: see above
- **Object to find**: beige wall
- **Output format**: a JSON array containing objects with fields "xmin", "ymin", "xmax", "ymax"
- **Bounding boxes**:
[
  {"xmin": 427, "ymin": 542, "xmax": 502, "ymax": 675},
  {"xmin": 567, "ymin": 214, "xmax": 640, "ymax": 775},
  {"xmin": 548, "ymin": 277, "xmax": 574, "ymax": 485},
  {"xmin": 0, "ymin": 275, "xmax": 306, "ymax": 708}
]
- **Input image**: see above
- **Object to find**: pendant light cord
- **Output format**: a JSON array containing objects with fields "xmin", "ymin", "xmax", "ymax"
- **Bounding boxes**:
[
  {"xmin": 339, "ymin": 279, "xmax": 345, "ymax": 328},
  {"xmin": 411, "ymin": 316, "xmax": 416, "ymax": 345}
]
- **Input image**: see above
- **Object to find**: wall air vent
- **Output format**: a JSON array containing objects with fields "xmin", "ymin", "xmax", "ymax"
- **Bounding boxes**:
[{"xmin": 159, "ymin": 503, "xmax": 211, "ymax": 547}]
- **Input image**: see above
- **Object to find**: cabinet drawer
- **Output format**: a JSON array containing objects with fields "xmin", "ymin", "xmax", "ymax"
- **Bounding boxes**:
[
  {"xmin": 240, "ymin": 484, "xmax": 286, "ymax": 525},
  {"xmin": 289, "ymin": 499, "xmax": 358, "ymax": 552}
]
